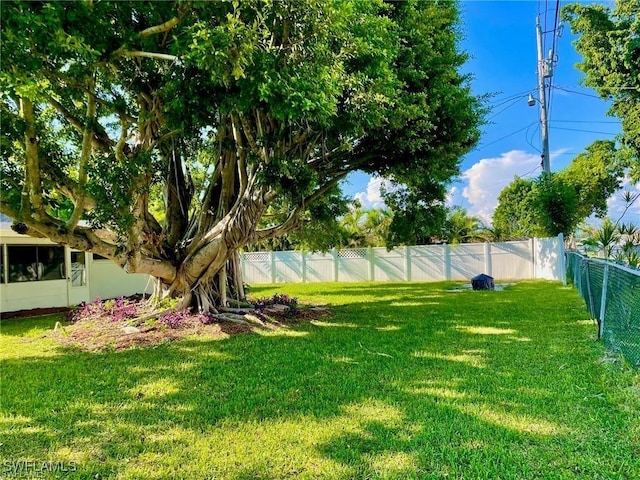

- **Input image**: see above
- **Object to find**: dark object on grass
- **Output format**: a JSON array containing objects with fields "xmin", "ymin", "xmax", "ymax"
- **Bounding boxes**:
[{"xmin": 471, "ymin": 273, "xmax": 494, "ymax": 291}]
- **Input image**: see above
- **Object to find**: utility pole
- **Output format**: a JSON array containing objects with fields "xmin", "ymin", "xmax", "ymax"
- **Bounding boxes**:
[{"xmin": 536, "ymin": 16, "xmax": 552, "ymax": 173}]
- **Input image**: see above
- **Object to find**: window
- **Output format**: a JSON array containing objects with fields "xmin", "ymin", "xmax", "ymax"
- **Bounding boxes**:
[
  {"xmin": 70, "ymin": 251, "xmax": 86, "ymax": 286},
  {"xmin": 7, "ymin": 245, "xmax": 65, "ymax": 282},
  {"xmin": 0, "ymin": 246, "xmax": 4, "ymax": 284}
]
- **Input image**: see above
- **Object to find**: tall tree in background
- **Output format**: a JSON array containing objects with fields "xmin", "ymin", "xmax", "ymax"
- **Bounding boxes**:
[
  {"xmin": 493, "ymin": 174, "xmax": 581, "ymax": 238},
  {"xmin": 493, "ymin": 142, "xmax": 624, "ymax": 238},
  {"xmin": 563, "ymin": 0, "xmax": 640, "ymax": 181},
  {"xmin": 557, "ymin": 140, "xmax": 625, "ymax": 219},
  {"xmin": 492, "ymin": 178, "xmax": 538, "ymax": 238},
  {"xmin": 1, "ymin": 1, "xmax": 483, "ymax": 310}
]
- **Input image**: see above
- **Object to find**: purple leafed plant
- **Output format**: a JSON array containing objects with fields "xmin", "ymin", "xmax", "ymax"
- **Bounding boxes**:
[
  {"xmin": 68, "ymin": 296, "xmax": 139, "ymax": 323},
  {"xmin": 252, "ymin": 293, "xmax": 298, "ymax": 310},
  {"xmin": 107, "ymin": 297, "xmax": 139, "ymax": 322},
  {"xmin": 67, "ymin": 297, "xmax": 104, "ymax": 322},
  {"xmin": 160, "ymin": 310, "xmax": 189, "ymax": 329},
  {"xmin": 196, "ymin": 312, "xmax": 218, "ymax": 325}
]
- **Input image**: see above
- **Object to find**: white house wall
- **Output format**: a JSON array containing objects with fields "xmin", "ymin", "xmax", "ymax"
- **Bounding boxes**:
[
  {"xmin": 1, "ymin": 280, "xmax": 69, "ymax": 312},
  {"xmin": 0, "ymin": 225, "xmax": 152, "ymax": 313},
  {"xmin": 89, "ymin": 258, "xmax": 153, "ymax": 301}
]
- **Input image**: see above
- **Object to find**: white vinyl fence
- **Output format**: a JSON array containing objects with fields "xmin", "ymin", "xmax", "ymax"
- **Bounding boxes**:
[{"xmin": 241, "ymin": 235, "xmax": 565, "ymax": 284}]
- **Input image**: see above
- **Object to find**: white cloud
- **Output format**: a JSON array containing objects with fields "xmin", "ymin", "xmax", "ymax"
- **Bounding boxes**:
[
  {"xmin": 353, "ymin": 176, "xmax": 389, "ymax": 209},
  {"xmin": 461, "ymin": 150, "xmax": 541, "ymax": 224}
]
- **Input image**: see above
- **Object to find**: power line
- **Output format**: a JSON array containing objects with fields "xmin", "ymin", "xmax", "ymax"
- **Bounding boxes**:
[
  {"xmin": 488, "ymin": 96, "xmax": 527, "ymax": 120},
  {"xmin": 552, "ymin": 86, "xmax": 602, "ymax": 99},
  {"xmin": 488, "ymin": 89, "xmax": 536, "ymax": 107},
  {"xmin": 553, "ymin": 120, "xmax": 620, "ymax": 124},
  {"xmin": 550, "ymin": 126, "xmax": 619, "ymax": 135},
  {"xmin": 526, "ymin": 123, "xmax": 541, "ymax": 153},
  {"xmin": 478, "ymin": 122, "xmax": 538, "ymax": 150}
]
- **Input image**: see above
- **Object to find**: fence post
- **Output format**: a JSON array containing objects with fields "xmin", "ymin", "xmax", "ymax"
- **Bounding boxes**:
[
  {"xmin": 270, "ymin": 251, "xmax": 277, "ymax": 284},
  {"xmin": 368, "ymin": 247, "xmax": 375, "ymax": 282},
  {"xmin": 405, "ymin": 246, "xmax": 412, "ymax": 281},
  {"xmin": 332, "ymin": 247, "xmax": 339, "ymax": 282},
  {"xmin": 598, "ymin": 264, "xmax": 609, "ymax": 339},
  {"xmin": 531, "ymin": 238, "xmax": 537, "ymax": 279},
  {"xmin": 585, "ymin": 262, "xmax": 595, "ymax": 318},
  {"xmin": 484, "ymin": 242, "xmax": 492, "ymax": 276},
  {"xmin": 558, "ymin": 233, "xmax": 567, "ymax": 285},
  {"xmin": 301, "ymin": 251, "xmax": 307, "ymax": 283},
  {"xmin": 444, "ymin": 244, "xmax": 451, "ymax": 280}
]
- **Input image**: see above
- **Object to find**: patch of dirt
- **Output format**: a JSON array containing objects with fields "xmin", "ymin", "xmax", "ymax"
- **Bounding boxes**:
[{"xmin": 53, "ymin": 307, "xmax": 331, "ymax": 353}]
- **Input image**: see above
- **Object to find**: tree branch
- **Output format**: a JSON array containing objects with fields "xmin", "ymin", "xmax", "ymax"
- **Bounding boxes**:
[
  {"xmin": 256, "ymin": 173, "xmax": 348, "ymax": 242},
  {"xmin": 48, "ymin": 96, "xmax": 115, "ymax": 151},
  {"xmin": 19, "ymin": 97, "xmax": 44, "ymax": 216},
  {"xmin": 239, "ymin": 113, "xmax": 266, "ymax": 161},
  {"xmin": 116, "ymin": 50, "xmax": 178, "ymax": 61},
  {"xmin": 67, "ymin": 74, "xmax": 96, "ymax": 231},
  {"xmin": 139, "ymin": 17, "xmax": 180, "ymax": 38}
]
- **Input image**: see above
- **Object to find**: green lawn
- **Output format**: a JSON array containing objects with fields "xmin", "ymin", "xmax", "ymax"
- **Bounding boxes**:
[{"xmin": 1, "ymin": 281, "xmax": 638, "ymax": 479}]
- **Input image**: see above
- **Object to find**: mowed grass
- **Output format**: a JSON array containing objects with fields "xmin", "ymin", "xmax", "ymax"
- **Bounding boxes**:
[{"xmin": 1, "ymin": 281, "xmax": 639, "ymax": 479}]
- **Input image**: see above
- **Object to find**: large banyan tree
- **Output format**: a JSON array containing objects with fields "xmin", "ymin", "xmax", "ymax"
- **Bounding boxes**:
[{"xmin": 1, "ymin": 0, "xmax": 483, "ymax": 311}]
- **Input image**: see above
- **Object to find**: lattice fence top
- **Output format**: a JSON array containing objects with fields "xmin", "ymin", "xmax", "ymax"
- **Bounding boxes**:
[
  {"xmin": 338, "ymin": 249, "xmax": 368, "ymax": 258},
  {"xmin": 244, "ymin": 252, "xmax": 270, "ymax": 262}
]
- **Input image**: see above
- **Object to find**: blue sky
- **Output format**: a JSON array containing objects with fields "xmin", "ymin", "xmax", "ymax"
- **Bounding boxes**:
[{"xmin": 344, "ymin": 0, "xmax": 640, "ymax": 226}]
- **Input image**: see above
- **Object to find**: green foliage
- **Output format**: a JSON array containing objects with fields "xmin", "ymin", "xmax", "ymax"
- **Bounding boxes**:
[
  {"xmin": 443, "ymin": 207, "xmax": 486, "ymax": 244},
  {"xmin": 384, "ymin": 186, "xmax": 448, "ymax": 247},
  {"xmin": 582, "ymin": 196, "xmax": 640, "ymax": 267},
  {"xmin": 558, "ymin": 140, "xmax": 625, "ymax": 218},
  {"xmin": 1, "ymin": 0, "xmax": 484, "ymax": 297},
  {"xmin": 492, "ymin": 177, "xmax": 537, "ymax": 238},
  {"xmin": 249, "ymin": 203, "xmax": 394, "ymax": 252},
  {"xmin": 563, "ymin": 0, "xmax": 640, "ymax": 181},
  {"xmin": 493, "ymin": 143, "xmax": 624, "ymax": 238},
  {"xmin": 531, "ymin": 173, "xmax": 580, "ymax": 237}
]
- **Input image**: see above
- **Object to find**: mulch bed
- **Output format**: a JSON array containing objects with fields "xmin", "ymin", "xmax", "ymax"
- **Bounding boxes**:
[{"xmin": 52, "ymin": 307, "xmax": 331, "ymax": 353}]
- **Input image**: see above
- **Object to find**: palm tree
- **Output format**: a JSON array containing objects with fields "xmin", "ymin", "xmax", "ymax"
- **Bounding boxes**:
[
  {"xmin": 339, "ymin": 206, "xmax": 366, "ymax": 248},
  {"xmin": 361, "ymin": 209, "xmax": 393, "ymax": 247},
  {"xmin": 593, "ymin": 218, "xmax": 621, "ymax": 258},
  {"xmin": 616, "ymin": 223, "xmax": 640, "ymax": 268},
  {"xmin": 444, "ymin": 207, "xmax": 485, "ymax": 244}
]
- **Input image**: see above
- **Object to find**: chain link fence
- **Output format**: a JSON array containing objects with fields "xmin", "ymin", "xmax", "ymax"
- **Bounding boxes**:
[{"xmin": 567, "ymin": 252, "xmax": 640, "ymax": 367}]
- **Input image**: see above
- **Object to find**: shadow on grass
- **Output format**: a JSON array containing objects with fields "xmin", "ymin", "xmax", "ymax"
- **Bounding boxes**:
[{"xmin": 1, "ymin": 282, "xmax": 637, "ymax": 479}]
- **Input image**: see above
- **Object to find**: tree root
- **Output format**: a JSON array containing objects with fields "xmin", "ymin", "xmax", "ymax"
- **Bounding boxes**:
[{"xmin": 133, "ymin": 308, "xmax": 172, "ymax": 324}]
